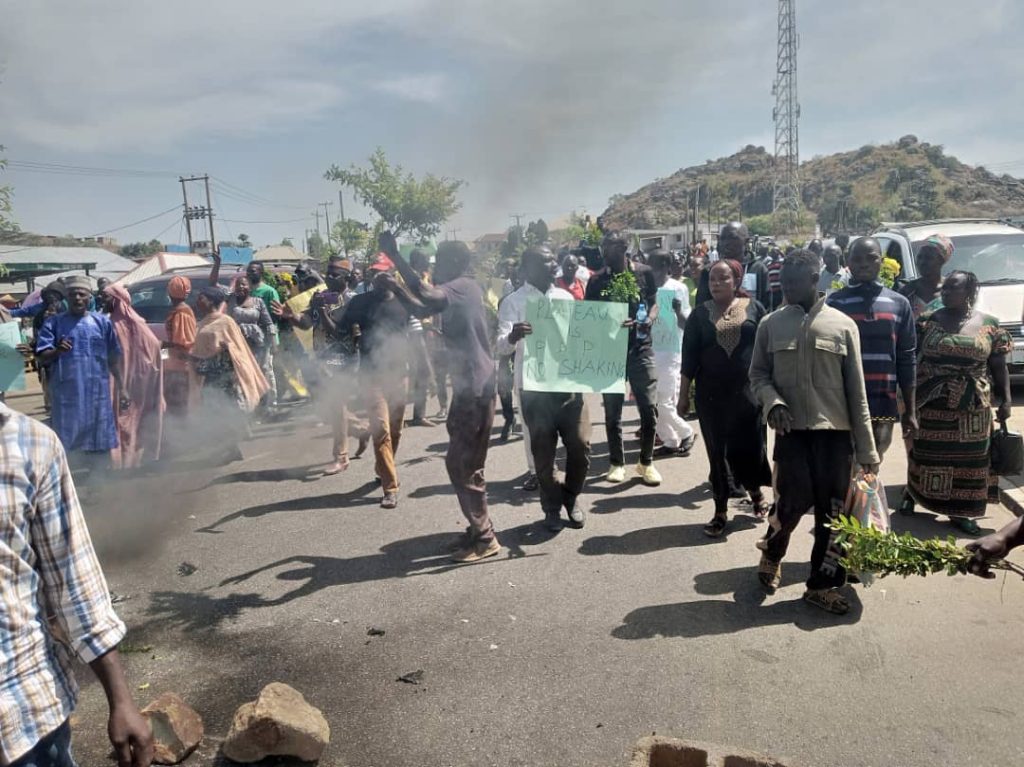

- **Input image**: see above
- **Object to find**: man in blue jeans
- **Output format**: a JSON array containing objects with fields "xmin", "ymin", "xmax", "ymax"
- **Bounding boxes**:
[{"xmin": 1, "ymin": 403, "xmax": 153, "ymax": 766}]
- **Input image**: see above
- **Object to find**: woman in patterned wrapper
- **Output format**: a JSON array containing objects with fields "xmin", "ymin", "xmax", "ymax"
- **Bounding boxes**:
[
  {"xmin": 678, "ymin": 259, "xmax": 773, "ymax": 538},
  {"xmin": 900, "ymin": 270, "xmax": 1012, "ymax": 535}
]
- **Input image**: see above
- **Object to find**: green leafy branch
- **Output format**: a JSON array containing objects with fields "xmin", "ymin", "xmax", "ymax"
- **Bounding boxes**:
[
  {"xmin": 831, "ymin": 516, "xmax": 1024, "ymax": 580},
  {"xmin": 601, "ymin": 270, "xmax": 640, "ymax": 304}
]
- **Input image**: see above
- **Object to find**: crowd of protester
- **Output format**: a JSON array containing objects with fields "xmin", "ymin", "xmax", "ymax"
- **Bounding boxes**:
[{"xmin": 3, "ymin": 221, "xmax": 1023, "ymax": 766}]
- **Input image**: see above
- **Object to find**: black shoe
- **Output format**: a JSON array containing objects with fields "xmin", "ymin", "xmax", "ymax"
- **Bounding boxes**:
[
  {"xmin": 566, "ymin": 500, "xmax": 586, "ymax": 529},
  {"xmin": 679, "ymin": 433, "xmax": 698, "ymax": 454},
  {"xmin": 523, "ymin": 473, "xmax": 539, "ymax": 491},
  {"xmin": 500, "ymin": 417, "xmax": 515, "ymax": 441},
  {"xmin": 543, "ymin": 511, "xmax": 564, "ymax": 532}
]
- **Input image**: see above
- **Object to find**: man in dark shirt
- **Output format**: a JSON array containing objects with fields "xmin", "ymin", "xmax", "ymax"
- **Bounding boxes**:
[
  {"xmin": 381, "ymin": 233, "xmax": 501, "ymax": 562},
  {"xmin": 336, "ymin": 255, "xmax": 411, "ymax": 509},
  {"xmin": 585, "ymin": 233, "xmax": 661, "ymax": 485},
  {"xmin": 695, "ymin": 222, "xmax": 769, "ymax": 308}
]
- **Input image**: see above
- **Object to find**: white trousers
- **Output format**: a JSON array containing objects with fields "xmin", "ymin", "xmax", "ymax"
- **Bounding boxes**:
[
  {"xmin": 514, "ymin": 387, "xmax": 535, "ymax": 471},
  {"xmin": 654, "ymin": 355, "xmax": 694, "ymax": 449}
]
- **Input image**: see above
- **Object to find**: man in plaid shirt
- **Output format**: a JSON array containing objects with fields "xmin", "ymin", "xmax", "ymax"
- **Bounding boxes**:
[{"xmin": 0, "ymin": 403, "xmax": 152, "ymax": 766}]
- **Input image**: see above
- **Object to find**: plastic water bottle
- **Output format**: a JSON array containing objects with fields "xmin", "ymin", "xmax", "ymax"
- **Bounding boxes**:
[{"xmin": 635, "ymin": 302, "xmax": 649, "ymax": 340}]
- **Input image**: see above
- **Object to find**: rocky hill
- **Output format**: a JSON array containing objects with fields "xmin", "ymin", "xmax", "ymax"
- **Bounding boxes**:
[{"xmin": 601, "ymin": 136, "xmax": 1024, "ymax": 234}]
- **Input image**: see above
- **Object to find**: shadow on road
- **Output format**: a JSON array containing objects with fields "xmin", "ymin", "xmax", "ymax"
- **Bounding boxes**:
[
  {"xmin": 193, "ymin": 462, "xmax": 328, "ymax": 490},
  {"xmin": 612, "ymin": 590, "xmax": 864, "ymax": 639},
  {"xmin": 196, "ymin": 480, "xmax": 380, "ymax": 533},
  {"xmin": 589, "ymin": 483, "xmax": 713, "ymax": 513},
  {"xmin": 692, "ymin": 564, "xmax": 807, "ymax": 595},
  {"xmin": 147, "ymin": 531, "xmax": 543, "ymax": 632},
  {"xmin": 578, "ymin": 519, "xmax": 760, "ymax": 556},
  {"xmin": 408, "ymin": 477, "xmax": 535, "ymax": 507}
]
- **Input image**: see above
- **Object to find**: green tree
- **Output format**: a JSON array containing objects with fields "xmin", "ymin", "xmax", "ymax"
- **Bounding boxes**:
[
  {"xmin": 499, "ymin": 225, "xmax": 525, "ymax": 260},
  {"xmin": 331, "ymin": 219, "xmax": 370, "ymax": 256},
  {"xmin": 120, "ymin": 239, "xmax": 164, "ymax": 260},
  {"xmin": 238, "ymin": 233, "xmax": 251, "ymax": 248},
  {"xmin": 525, "ymin": 218, "xmax": 549, "ymax": 246},
  {"xmin": 324, "ymin": 148, "xmax": 464, "ymax": 240},
  {"xmin": 280, "ymin": 237, "xmax": 294, "ymax": 247},
  {"xmin": 0, "ymin": 147, "xmax": 17, "ymax": 237},
  {"xmin": 306, "ymin": 231, "xmax": 326, "ymax": 261}
]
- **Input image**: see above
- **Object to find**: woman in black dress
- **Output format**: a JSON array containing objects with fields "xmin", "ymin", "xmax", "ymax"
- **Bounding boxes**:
[{"xmin": 679, "ymin": 259, "xmax": 772, "ymax": 537}]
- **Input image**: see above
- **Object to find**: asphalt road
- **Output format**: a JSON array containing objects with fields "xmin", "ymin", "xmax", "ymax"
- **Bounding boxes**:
[{"xmin": 13, "ymin": 386, "xmax": 1023, "ymax": 767}]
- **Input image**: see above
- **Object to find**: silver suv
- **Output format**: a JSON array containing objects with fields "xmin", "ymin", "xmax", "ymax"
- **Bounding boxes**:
[{"xmin": 871, "ymin": 218, "xmax": 1024, "ymax": 373}]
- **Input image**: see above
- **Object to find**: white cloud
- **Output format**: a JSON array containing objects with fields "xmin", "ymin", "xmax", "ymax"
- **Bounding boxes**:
[{"xmin": 374, "ymin": 74, "xmax": 447, "ymax": 104}]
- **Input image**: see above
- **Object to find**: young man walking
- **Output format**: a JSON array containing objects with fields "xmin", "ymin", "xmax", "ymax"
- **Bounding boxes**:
[
  {"xmin": 383, "ymin": 234, "xmax": 501, "ymax": 562},
  {"xmin": 0, "ymin": 402, "xmax": 153, "ymax": 767},
  {"xmin": 336, "ymin": 256, "xmax": 411, "ymax": 508},
  {"xmin": 497, "ymin": 246, "xmax": 591, "ymax": 531},
  {"xmin": 648, "ymin": 249, "xmax": 696, "ymax": 456},
  {"xmin": 585, "ymin": 233, "xmax": 661, "ymax": 485},
  {"xmin": 827, "ymin": 236, "xmax": 917, "ymax": 461},
  {"xmin": 749, "ymin": 249, "xmax": 879, "ymax": 615}
]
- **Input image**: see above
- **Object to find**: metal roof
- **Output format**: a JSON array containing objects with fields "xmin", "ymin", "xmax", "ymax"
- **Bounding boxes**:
[
  {"xmin": 0, "ymin": 245, "xmax": 136, "ymax": 292},
  {"xmin": 114, "ymin": 252, "xmax": 212, "ymax": 286}
]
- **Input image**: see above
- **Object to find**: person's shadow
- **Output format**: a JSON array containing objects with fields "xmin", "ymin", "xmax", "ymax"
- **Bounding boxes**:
[{"xmin": 612, "ymin": 563, "xmax": 863, "ymax": 639}]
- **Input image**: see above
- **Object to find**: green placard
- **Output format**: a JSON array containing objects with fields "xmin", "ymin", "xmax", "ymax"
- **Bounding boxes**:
[
  {"xmin": 652, "ymin": 286, "xmax": 682, "ymax": 354},
  {"xmin": 522, "ymin": 298, "xmax": 628, "ymax": 394},
  {"xmin": 0, "ymin": 322, "xmax": 25, "ymax": 392}
]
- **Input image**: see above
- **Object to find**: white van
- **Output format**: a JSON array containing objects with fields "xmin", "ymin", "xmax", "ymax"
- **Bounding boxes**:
[{"xmin": 871, "ymin": 218, "xmax": 1024, "ymax": 373}]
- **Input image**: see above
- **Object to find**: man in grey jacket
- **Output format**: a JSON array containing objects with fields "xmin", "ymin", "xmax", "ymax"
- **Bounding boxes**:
[{"xmin": 749, "ymin": 249, "xmax": 879, "ymax": 615}]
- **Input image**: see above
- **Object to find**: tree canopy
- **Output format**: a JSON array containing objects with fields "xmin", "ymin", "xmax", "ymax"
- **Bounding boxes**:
[
  {"xmin": 0, "ymin": 148, "xmax": 17, "ymax": 237},
  {"xmin": 120, "ymin": 239, "xmax": 165, "ymax": 260},
  {"xmin": 331, "ymin": 219, "xmax": 370, "ymax": 257},
  {"xmin": 325, "ymin": 148, "xmax": 464, "ymax": 241}
]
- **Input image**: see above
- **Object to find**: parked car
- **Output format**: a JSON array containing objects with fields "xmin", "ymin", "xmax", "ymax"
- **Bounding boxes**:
[
  {"xmin": 871, "ymin": 218, "xmax": 1024, "ymax": 373},
  {"xmin": 127, "ymin": 261, "xmax": 301, "ymax": 342}
]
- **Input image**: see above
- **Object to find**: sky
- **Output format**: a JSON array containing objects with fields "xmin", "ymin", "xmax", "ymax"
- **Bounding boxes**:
[{"xmin": 2, "ymin": 0, "xmax": 1023, "ymax": 249}]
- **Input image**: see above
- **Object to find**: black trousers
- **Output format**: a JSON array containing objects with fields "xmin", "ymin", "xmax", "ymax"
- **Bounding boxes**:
[
  {"xmin": 763, "ymin": 430, "xmax": 853, "ymax": 590},
  {"xmin": 696, "ymin": 387, "xmax": 771, "ymax": 515},
  {"xmin": 409, "ymin": 333, "xmax": 433, "ymax": 420},
  {"xmin": 521, "ymin": 391, "xmax": 591, "ymax": 514},
  {"xmin": 602, "ymin": 349, "xmax": 658, "ymax": 466},
  {"xmin": 497, "ymin": 354, "xmax": 515, "ymax": 423}
]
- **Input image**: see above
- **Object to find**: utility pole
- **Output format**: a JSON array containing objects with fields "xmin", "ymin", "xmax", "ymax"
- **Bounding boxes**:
[
  {"xmin": 179, "ymin": 178, "xmax": 193, "ymax": 249},
  {"xmin": 180, "ymin": 174, "xmax": 215, "ymax": 254},
  {"xmin": 510, "ymin": 214, "xmax": 524, "ymax": 231},
  {"xmin": 313, "ymin": 208, "xmax": 321, "ymax": 237},
  {"xmin": 772, "ymin": 0, "xmax": 801, "ymax": 235},
  {"xmin": 319, "ymin": 202, "xmax": 333, "ymax": 241},
  {"xmin": 693, "ymin": 185, "xmax": 701, "ymax": 242},
  {"xmin": 337, "ymin": 189, "xmax": 346, "ymax": 224}
]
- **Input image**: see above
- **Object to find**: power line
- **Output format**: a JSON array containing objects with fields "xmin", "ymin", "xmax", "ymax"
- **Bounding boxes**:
[
  {"xmin": 220, "ymin": 217, "xmax": 309, "ymax": 224},
  {"xmin": 6, "ymin": 160, "xmax": 178, "ymax": 178},
  {"xmin": 87, "ymin": 204, "xmax": 183, "ymax": 237},
  {"xmin": 210, "ymin": 176, "xmax": 307, "ymax": 210},
  {"xmin": 151, "ymin": 216, "xmax": 181, "ymax": 243}
]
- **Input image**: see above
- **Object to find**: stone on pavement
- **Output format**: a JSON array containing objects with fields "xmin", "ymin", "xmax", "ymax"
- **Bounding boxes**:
[
  {"xmin": 222, "ymin": 682, "xmax": 330, "ymax": 763},
  {"xmin": 629, "ymin": 736, "xmax": 796, "ymax": 767},
  {"xmin": 140, "ymin": 692, "xmax": 204, "ymax": 764}
]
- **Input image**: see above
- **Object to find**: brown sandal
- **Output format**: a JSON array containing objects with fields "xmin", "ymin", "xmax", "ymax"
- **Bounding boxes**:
[
  {"xmin": 804, "ymin": 588, "xmax": 850, "ymax": 615},
  {"xmin": 758, "ymin": 555, "xmax": 782, "ymax": 592}
]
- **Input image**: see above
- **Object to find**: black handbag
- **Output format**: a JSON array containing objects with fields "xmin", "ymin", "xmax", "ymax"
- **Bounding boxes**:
[{"xmin": 991, "ymin": 421, "xmax": 1024, "ymax": 476}]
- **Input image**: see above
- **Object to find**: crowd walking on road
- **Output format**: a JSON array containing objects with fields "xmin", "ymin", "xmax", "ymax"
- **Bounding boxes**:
[{"xmin": 4, "ymin": 218, "xmax": 1023, "ymax": 765}]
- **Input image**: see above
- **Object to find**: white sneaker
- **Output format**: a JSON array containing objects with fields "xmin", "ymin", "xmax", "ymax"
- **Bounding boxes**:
[
  {"xmin": 636, "ymin": 462, "xmax": 662, "ymax": 486},
  {"xmin": 606, "ymin": 465, "xmax": 626, "ymax": 483}
]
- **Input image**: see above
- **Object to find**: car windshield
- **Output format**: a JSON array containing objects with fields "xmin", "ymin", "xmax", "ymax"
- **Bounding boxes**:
[
  {"xmin": 130, "ymin": 281, "xmax": 203, "ymax": 323},
  {"xmin": 912, "ymin": 233, "xmax": 1024, "ymax": 284}
]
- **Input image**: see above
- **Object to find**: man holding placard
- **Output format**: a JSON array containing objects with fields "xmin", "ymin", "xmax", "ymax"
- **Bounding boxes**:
[
  {"xmin": 499, "ymin": 246, "xmax": 591, "ymax": 531},
  {"xmin": 648, "ymin": 249, "xmax": 696, "ymax": 456},
  {"xmin": 585, "ymin": 233, "xmax": 662, "ymax": 486}
]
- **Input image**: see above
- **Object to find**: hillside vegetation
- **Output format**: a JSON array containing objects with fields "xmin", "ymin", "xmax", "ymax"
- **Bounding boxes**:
[{"xmin": 602, "ymin": 136, "xmax": 1024, "ymax": 234}]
